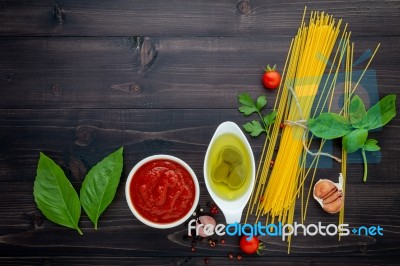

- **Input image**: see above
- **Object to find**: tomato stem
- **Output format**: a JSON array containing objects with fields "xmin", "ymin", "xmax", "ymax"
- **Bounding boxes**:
[
  {"xmin": 256, "ymin": 242, "xmax": 265, "ymax": 255},
  {"xmin": 264, "ymin": 64, "xmax": 277, "ymax": 72}
]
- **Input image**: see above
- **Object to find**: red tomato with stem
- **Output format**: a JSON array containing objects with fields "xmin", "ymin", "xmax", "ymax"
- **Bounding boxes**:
[
  {"xmin": 262, "ymin": 64, "xmax": 281, "ymax": 89},
  {"xmin": 239, "ymin": 236, "xmax": 264, "ymax": 255}
]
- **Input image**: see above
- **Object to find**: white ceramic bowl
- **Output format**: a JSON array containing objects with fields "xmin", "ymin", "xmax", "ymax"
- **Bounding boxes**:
[
  {"xmin": 125, "ymin": 154, "xmax": 200, "ymax": 229},
  {"xmin": 203, "ymin": 121, "xmax": 255, "ymax": 224}
]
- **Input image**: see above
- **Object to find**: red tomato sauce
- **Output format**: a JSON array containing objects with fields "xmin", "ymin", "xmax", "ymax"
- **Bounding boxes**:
[{"xmin": 130, "ymin": 159, "xmax": 196, "ymax": 224}]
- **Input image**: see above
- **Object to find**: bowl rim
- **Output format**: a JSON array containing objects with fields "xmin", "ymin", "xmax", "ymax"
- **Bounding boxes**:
[{"xmin": 125, "ymin": 154, "xmax": 200, "ymax": 229}]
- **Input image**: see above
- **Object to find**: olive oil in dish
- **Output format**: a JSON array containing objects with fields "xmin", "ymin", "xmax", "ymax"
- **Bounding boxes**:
[{"xmin": 205, "ymin": 133, "xmax": 252, "ymax": 201}]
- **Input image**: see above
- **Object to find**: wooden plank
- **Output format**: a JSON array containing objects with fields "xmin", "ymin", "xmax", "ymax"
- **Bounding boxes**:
[
  {"xmin": 0, "ymin": 36, "xmax": 398, "ymax": 109},
  {"xmin": 0, "ymin": 257, "xmax": 399, "ymax": 265},
  {"xmin": 0, "ymin": 181, "xmax": 399, "ymax": 257},
  {"xmin": 0, "ymin": 0, "xmax": 399, "ymax": 37},
  {"xmin": 0, "ymin": 109, "xmax": 399, "ymax": 183}
]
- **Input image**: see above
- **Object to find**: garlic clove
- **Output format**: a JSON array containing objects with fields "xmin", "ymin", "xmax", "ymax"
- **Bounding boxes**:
[
  {"xmin": 196, "ymin": 215, "xmax": 217, "ymax": 237},
  {"xmin": 323, "ymin": 190, "xmax": 342, "ymax": 205},
  {"xmin": 323, "ymin": 194, "xmax": 343, "ymax": 214},
  {"xmin": 314, "ymin": 179, "xmax": 337, "ymax": 199},
  {"xmin": 313, "ymin": 173, "xmax": 344, "ymax": 214}
]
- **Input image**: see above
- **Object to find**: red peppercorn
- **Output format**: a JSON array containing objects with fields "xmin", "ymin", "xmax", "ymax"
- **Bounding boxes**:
[
  {"xmin": 269, "ymin": 160, "xmax": 275, "ymax": 169},
  {"xmin": 211, "ymin": 205, "xmax": 219, "ymax": 213},
  {"xmin": 211, "ymin": 206, "xmax": 219, "ymax": 215},
  {"xmin": 280, "ymin": 123, "xmax": 285, "ymax": 129},
  {"xmin": 228, "ymin": 253, "xmax": 234, "ymax": 260},
  {"xmin": 221, "ymin": 239, "xmax": 225, "ymax": 244},
  {"xmin": 237, "ymin": 254, "xmax": 243, "ymax": 261}
]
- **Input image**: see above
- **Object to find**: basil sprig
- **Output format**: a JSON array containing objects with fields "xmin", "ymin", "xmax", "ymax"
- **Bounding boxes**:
[
  {"xmin": 308, "ymin": 94, "xmax": 396, "ymax": 182},
  {"xmin": 33, "ymin": 147, "xmax": 124, "ymax": 234}
]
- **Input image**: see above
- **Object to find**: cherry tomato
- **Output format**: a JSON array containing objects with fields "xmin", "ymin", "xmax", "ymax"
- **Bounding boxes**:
[
  {"xmin": 239, "ymin": 236, "xmax": 263, "ymax": 255},
  {"xmin": 262, "ymin": 64, "xmax": 281, "ymax": 89}
]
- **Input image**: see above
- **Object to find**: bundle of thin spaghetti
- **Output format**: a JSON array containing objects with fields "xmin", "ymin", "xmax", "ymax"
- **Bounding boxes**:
[
  {"xmin": 244, "ymin": 7, "xmax": 381, "ymax": 253},
  {"xmin": 253, "ymin": 11, "xmax": 345, "ymax": 224}
]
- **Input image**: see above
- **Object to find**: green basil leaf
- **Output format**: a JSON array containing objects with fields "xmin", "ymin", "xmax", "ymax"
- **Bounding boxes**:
[
  {"xmin": 243, "ymin": 120, "xmax": 265, "ymax": 137},
  {"xmin": 263, "ymin": 110, "xmax": 277, "ymax": 126},
  {"xmin": 361, "ymin": 94, "xmax": 396, "ymax": 130},
  {"xmin": 256, "ymin": 95, "xmax": 267, "ymax": 110},
  {"xmin": 363, "ymin": 139, "xmax": 381, "ymax": 151},
  {"xmin": 349, "ymin": 95, "xmax": 367, "ymax": 128},
  {"xmin": 34, "ymin": 153, "xmax": 82, "ymax": 235},
  {"xmin": 238, "ymin": 93, "xmax": 258, "ymax": 116},
  {"xmin": 80, "ymin": 147, "xmax": 124, "ymax": 229},
  {"xmin": 342, "ymin": 129, "xmax": 368, "ymax": 153},
  {"xmin": 308, "ymin": 113, "xmax": 352, "ymax": 139}
]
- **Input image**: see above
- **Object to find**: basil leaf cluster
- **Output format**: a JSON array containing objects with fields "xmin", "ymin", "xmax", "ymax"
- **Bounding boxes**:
[
  {"xmin": 308, "ymin": 94, "xmax": 396, "ymax": 181},
  {"xmin": 33, "ymin": 147, "xmax": 124, "ymax": 234}
]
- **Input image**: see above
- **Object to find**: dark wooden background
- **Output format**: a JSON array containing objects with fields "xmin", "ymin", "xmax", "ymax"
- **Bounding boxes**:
[{"xmin": 1, "ymin": 0, "xmax": 399, "ymax": 265}]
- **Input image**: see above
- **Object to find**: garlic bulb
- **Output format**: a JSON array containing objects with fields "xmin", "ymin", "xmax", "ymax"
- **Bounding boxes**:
[{"xmin": 313, "ymin": 173, "xmax": 343, "ymax": 214}]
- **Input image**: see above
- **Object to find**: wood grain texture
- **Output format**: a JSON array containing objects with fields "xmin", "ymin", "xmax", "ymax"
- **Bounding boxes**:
[
  {"xmin": 0, "ymin": 182, "xmax": 399, "ymax": 257},
  {"xmin": 1, "ymin": 257, "xmax": 399, "ymax": 266},
  {"xmin": 0, "ymin": 0, "xmax": 399, "ymax": 37},
  {"xmin": 1, "ymin": 0, "xmax": 400, "ymax": 264},
  {"xmin": 0, "ymin": 36, "xmax": 398, "ymax": 109},
  {"xmin": 0, "ymin": 109, "xmax": 399, "ymax": 183}
]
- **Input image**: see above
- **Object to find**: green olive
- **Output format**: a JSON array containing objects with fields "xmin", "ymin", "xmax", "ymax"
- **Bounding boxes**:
[
  {"xmin": 227, "ymin": 165, "xmax": 246, "ymax": 189},
  {"xmin": 212, "ymin": 161, "xmax": 230, "ymax": 184},
  {"xmin": 220, "ymin": 146, "xmax": 242, "ymax": 165}
]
